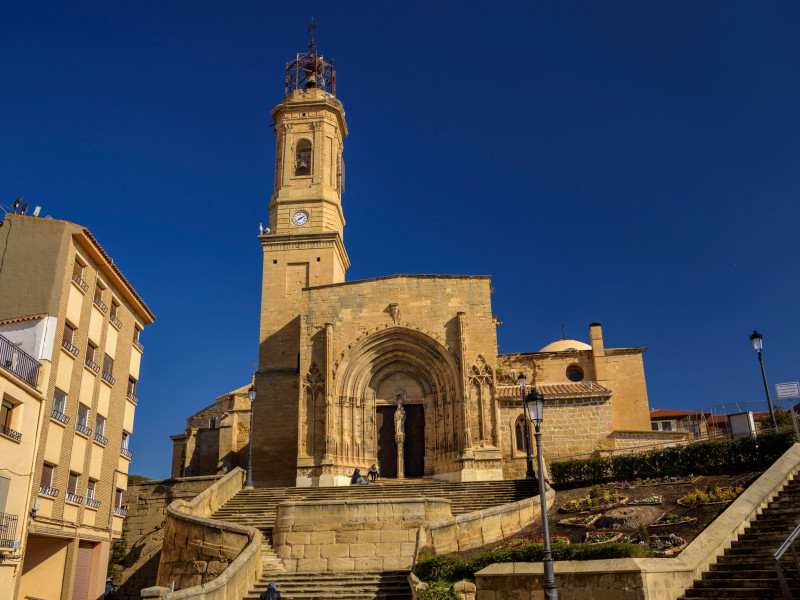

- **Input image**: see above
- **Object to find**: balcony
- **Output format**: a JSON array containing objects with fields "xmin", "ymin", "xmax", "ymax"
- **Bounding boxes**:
[
  {"xmin": 39, "ymin": 486, "xmax": 59, "ymax": 498},
  {"xmin": 94, "ymin": 432, "xmax": 107, "ymax": 445},
  {"xmin": 71, "ymin": 273, "xmax": 88, "ymax": 293},
  {"xmin": 85, "ymin": 498, "xmax": 100, "ymax": 509},
  {"xmin": 75, "ymin": 423, "xmax": 92, "ymax": 437},
  {"xmin": 110, "ymin": 315, "xmax": 122, "ymax": 329},
  {"xmin": 121, "ymin": 447, "xmax": 133, "ymax": 459},
  {"xmin": 84, "ymin": 358, "xmax": 100, "ymax": 373},
  {"xmin": 0, "ymin": 333, "xmax": 40, "ymax": 387},
  {"xmin": 113, "ymin": 506, "xmax": 128, "ymax": 517},
  {"xmin": 62, "ymin": 339, "xmax": 79, "ymax": 358},
  {"xmin": 133, "ymin": 339, "xmax": 144, "ymax": 353},
  {"xmin": 50, "ymin": 409, "xmax": 69, "ymax": 425},
  {"xmin": 0, "ymin": 512, "xmax": 18, "ymax": 549},
  {"xmin": 93, "ymin": 298, "xmax": 108, "ymax": 314},
  {"xmin": 66, "ymin": 492, "xmax": 83, "ymax": 504},
  {"xmin": 126, "ymin": 392, "xmax": 139, "ymax": 405},
  {"xmin": 102, "ymin": 372, "xmax": 116, "ymax": 386},
  {"xmin": 0, "ymin": 424, "xmax": 22, "ymax": 442}
]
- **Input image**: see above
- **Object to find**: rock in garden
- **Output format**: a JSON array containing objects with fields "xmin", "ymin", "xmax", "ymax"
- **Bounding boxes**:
[{"xmin": 595, "ymin": 506, "xmax": 662, "ymax": 530}]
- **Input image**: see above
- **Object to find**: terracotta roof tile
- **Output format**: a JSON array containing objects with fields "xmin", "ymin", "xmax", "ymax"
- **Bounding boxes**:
[
  {"xmin": 650, "ymin": 409, "xmax": 710, "ymax": 419},
  {"xmin": 497, "ymin": 382, "xmax": 612, "ymax": 399},
  {"xmin": 0, "ymin": 314, "xmax": 47, "ymax": 326}
]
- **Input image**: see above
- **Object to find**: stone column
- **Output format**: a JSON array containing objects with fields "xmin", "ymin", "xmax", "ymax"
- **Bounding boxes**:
[
  {"xmin": 457, "ymin": 312, "xmax": 473, "ymax": 457},
  {"xmin": 395, "ymin": 402, "xmax": 406, "ymax": 479},
  {"xmin": 323, "ymin": 323, "xmax": 334, "ymax": 464}
]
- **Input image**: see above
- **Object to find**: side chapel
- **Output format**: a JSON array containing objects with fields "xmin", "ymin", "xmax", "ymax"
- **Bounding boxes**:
[{"xmin": 170, "ymin": 38, "xmax": 685, "ymax": 486}]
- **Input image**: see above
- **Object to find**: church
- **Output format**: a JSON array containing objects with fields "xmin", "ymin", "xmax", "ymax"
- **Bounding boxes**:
[{"xmin": 170, "ymin": 39, "xmax": 684, "ymax": 487}]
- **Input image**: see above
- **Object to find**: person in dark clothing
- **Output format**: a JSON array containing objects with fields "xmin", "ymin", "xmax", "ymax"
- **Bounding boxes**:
[
  {"xmin": 367, "ymin": 464, "xmax": 379, "ymax": 482},
  {"xmin": 350, "ymin": 467, "xmax": 368, "ymax": 485},
  {"xmin": 259, "ymin": 581, "xmax": 281, "ymax": 600}
]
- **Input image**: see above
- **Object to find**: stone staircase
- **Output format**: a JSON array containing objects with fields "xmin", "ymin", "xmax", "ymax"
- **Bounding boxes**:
[
  {"xmin": 244, "ymin": 571, "xmax": 411, "ymax": 600},
  {"xmin": 680, "ymin": 475, "xmax": 800, "ymax": 599},
  {"xmin": 211, "ymin": 478, "xmax": 537, "ymax": 540}
]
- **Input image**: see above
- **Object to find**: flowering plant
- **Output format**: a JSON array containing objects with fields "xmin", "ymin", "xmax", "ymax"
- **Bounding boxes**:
[
  {"xmin": 634, "ymin": 474, "xmax": 696, "ymax": 486},
  {"xmin": 627, "ymin": 494, "xmax": 661, "ymax": 505},
  {"xmin": 560, "ymin": 514, "xmax": 598, "ymax": 526},
  {"xmin": 653, "ymin": 513, "xmax": 692, "ymax": 525},
  {"xmin": 649, "ymin": 533, "xmax": 685, "ymax": 551},
  {"xmin": 680, "ymin": 485, "xmax": 743, "ymax": 505},
  {"xmin": 562, "ymin": 489, "xmax": 622, "ymax": 511},
  {"xmin": 584, "ymin": 530, "xmax": 619, "ymax": 544}
]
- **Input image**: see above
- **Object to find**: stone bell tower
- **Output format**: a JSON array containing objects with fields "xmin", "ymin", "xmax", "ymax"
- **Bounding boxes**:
[{"xmin": 253, "ymin": 30, "xmax": 349, "ymax": 485}]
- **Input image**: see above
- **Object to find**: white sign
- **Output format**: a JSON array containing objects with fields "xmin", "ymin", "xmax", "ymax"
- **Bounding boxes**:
[{"xmin": 776, "ymin": 382, "xmax": 800, "ymax": 400}]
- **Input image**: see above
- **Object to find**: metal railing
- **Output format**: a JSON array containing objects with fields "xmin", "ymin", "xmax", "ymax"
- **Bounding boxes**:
[
  {"xmin": 102, "ymin": 372, "xmax": 115, "ymax": 386},
  {"xmin": 66, "ymin": 492, "xmax": 83, "ymax": 504},
  {"xmin": 0, "ymin": 333, "xmax": 40, "ymax": 387},
  {"xmin": 113, "ymin": 506, "xmax": 128, "ymax": 516},
  {"xmin": 0, "ymin": 512, "xmax": 18, "ymax": 548},
  {"xmin": 133, "ymin": 338, "xmax": 144, "ymax": 352},
  {"xmin": 75, "ymin": 423, "xmax": 92, "ymax": 437},
  {"xmin": 85, "ymin": 358, "xmax": 100, "ymax": 373},
  {"xmin": 72, "ymin": 273, "xmax": 88, "ymax": 293},
  {"xmin": 0, "ymin": 424, "xmax": 22, "ymax": 442},
  {"xmin": 86, "ymin": 498, "xmax": 100, "ymax": 509},
  {"xmin": 775, "ymin": 521, "xmax": 800, "ymax": 599},
  {"xmin": 94, "ymin": 432, "xmax": 107, "ymax": 445},
  {"xmin": 110, "ymin": 315, "xmax": 122, "ymax": 329},
  {"xmin": 61, "ymin": 339, "xmax": 79, "ymax": 357},
  {"xmin": 39, "ymin": 486, "xmax": 58, "ymax": 498},
  {"xmin": 93, "ymin": 298, "xmax": 108, "ymax": 314},
  {"xmin": 50, "ymin": 409, "xmax": 69, "ymax": 424},
  {"xmin": 126, "ymin": 392, "xmax": 139, "ymax": 405},
  {"xmin": 121, "ymin": 447, "xmax": 133, "ymax": 459}
]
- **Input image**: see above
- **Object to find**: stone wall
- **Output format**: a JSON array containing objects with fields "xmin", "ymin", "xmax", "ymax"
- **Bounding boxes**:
[
  {"xmin": 273, "ymin": 498, "xmax": 450, "ymax": 573},
  {"xmin": 110, "ymin": 475, "xmax": 220, "ymax": 600}
]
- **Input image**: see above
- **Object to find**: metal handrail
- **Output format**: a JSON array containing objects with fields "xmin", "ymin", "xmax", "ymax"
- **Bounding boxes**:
[
  {"xmin": 0, "ymin": 333, "xmax": 40, "ymax": 387},
  {"xmin": 774, "ymin": 521, "xmax": 800, "ymax": 599}
]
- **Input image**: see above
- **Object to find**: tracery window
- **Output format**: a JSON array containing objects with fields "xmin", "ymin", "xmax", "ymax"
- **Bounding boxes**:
[{"xmin": 295, "ymin": 139, "xmax": 312, "ymax": 176}]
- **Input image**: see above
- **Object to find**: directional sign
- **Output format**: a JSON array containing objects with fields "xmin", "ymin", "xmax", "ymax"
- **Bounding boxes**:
[{"xmin": 775, "ymin": 382, "xmax": 800, "ymax": 400}]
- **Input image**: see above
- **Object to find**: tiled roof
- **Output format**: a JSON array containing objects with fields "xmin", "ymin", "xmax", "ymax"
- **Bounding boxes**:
[
  {"xmin": 497, "ymin": 382, "xmax": 612, "ymax": 399},
  {"xmin": 0, "ymin": 314, "xmax": 47, "ymax": 326},
  {"xmin": 650, "ymin": 409, "xmax": 709, "ymax": 419}
]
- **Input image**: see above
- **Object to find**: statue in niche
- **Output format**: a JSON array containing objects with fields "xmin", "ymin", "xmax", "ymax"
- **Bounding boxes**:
[{"xmin": 394, "ymin": 402, "xmax": 406, "ymax": 436}]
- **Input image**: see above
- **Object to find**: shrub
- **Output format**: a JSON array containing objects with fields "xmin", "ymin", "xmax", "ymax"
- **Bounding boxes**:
[
  {"xmin": 638, "ymin": 524, "xmax": 650, "ymax": 545},
  {"xmin": 418, "ymin": 583, "xmax": 463, "ymax": 600},
  {"xmin": 550, "ymin": 430, "xmax": 797, "ymax": 488}
]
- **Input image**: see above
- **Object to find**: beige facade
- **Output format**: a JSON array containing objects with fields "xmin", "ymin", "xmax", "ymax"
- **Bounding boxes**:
[
  {"xmin": 171, "ymin": 50, "xmax": 677, "ymax": 488},
  {"xmin": 0, "ymin": 214, "xmax": 154, "ymax": 600}
]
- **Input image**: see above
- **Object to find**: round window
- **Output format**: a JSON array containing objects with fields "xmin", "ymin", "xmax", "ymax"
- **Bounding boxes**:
[{"xmin": 566, "ymin": 365, "xmax": 584, "ymax": 382}]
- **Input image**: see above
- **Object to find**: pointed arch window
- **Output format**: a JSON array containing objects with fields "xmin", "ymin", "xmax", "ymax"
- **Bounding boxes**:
[
  {"xmin": 515, "ymin": 417, "xmax": 525, "ymax": 452},
  {"xmin": 295, "ymin": 139, "xmax": 312, "ymax": 176}
]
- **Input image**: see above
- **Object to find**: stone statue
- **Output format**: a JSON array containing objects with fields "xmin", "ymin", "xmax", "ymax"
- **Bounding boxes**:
[{"xmin": 394, "ymin": 402, "xmax": 406, "ymax": 435}]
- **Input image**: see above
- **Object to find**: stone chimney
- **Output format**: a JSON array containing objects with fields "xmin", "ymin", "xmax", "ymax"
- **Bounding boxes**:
[{"xmin": 590, "ymin": 322, "xmax": 607, "ymax": 384}]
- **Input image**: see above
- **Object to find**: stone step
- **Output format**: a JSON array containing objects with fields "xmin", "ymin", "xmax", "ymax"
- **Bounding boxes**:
[
  {"xmin": 245, "ymin": 570, "xmax": 411, "ymax": 600},
  {"xmin": 682, "ymin": 588, "xmax": 794, "ymax": 598}
]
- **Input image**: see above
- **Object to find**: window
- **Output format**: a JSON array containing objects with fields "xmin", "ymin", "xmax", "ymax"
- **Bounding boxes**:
[
  {"xmin": 95, "ymin": 415, "xmax": 105, "ymax": 438},
  {"xmin": 295, "ymin": 139, "xmax": 312, "ymax": 176},
  {"xmin": 103, "ymin": 354, "xmax": 114, "ymax": 378},
  {"xmin": 133, "ymin": 328, "xmax": 140, "ymax": 343},
  {"xmin": 121, "ymin": 431, "xmax": 130, "ymax": 450},
  {"xmin": 94, "ymin": 283, "xmax": 103, "ymax": 305},
  {"xmin": 86, "ymin": 479, "xmax": 96, "ymax": 500},
  {"xmin": 76, "ymin": 404, "xmax": 91, "ymax": 436},
  {"xmin": 651, "ymin": 423, "xmax": 658, "ymax": 431},
  {"xmin": 127, "ymin": 377, "xmax": 137, "ymax": 397},
  {"xmin": 566, "ymin": 365, "xmax": 584, "ymax": 382},
  {"xmin": 115, "ymin": 489, "xmax": 123, "ymax": 508},
  {"xmin": 110, "ymin": 301, "xmax": 119, "ymax": 320},
  {"xmin": 86, "ymin": 343, "xmax": 97, "ymax": 366},
  {"xmin": 73, "ymin": 259, "xmax": 84, "ymax": 281},
  {"xmin": 67, "ymin": 472, "xmax": 79, "ymax": 495},
  {"xmin": 40, "ymin": 463, "xmax": 54, "ymax": 489},
  {"xmin": 515, "ymin": 420, "xmax": 525, "ymax": 451},
  {"xmin": 0, "ymin": 400, "xmax": 12, "ymax": 431},
  {"xmin": 52, "ymin": 388, "xmax": 67, "ymax": 421},
  {"xmin": 63, "ymin": 323, "xmax": 75, "ymax": 346},
  {"xmin": 661, "ymin": 422, "xmax": 672, "ymax": 431}
]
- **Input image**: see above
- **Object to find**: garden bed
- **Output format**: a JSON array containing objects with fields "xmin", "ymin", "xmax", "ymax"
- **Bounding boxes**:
[
  {"xmin": 650, "ymin": 513, "xmax": 696, "ymax": 528},
  {"xmin": 558, "ymin": 514, "xmax": 601, "ymax": 528},
  {"xmin": 625, "ymin": 494, "xmax": 662, "ymax": 506},
  {"xmin": 583, "ymin": 531, "xmax": 623, "ymax": 545}
]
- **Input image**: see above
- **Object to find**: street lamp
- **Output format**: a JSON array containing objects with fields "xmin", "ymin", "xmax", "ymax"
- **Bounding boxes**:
[
  {"xmin": 245, "ymin": 384, "xmax": 256, "ymax": 488},
  {"xmin": 517, "ymin": 373, "xmax": 535, "ymax": 479},
  {"xmin": 750, "ymin": 331, "xmax": 778, "ymax": 431},
  {"xmin": 524, "ymin": 390, "xmax": 558, "ymax": 600}
]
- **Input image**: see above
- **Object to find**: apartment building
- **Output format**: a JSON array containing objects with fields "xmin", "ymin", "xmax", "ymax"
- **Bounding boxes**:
[{"xmin": 0, "ymin": 214, "xmax": 154, "ymax": 600}]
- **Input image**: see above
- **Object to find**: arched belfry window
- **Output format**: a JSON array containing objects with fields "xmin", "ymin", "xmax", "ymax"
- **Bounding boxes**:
[
  {"xmin": 295, "ymin": 139, "xmax": 312, "ymax": 176},
  {"xmin": 515, "ymin": 416, "xmax": 525, "ymax": 452}
]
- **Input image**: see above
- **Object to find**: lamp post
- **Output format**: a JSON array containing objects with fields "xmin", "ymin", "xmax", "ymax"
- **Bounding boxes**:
[
  {"xmin": 517, "ymin": 373, "xmax": 535, "ymax": 479},
  {"xmin": 245, "ymin": 384, "xmax": 256, "ymax": 488},
  {"xmin": 750, "ymin": 331, "xmax": 778, "ymax": 431},
  {"xmin": 525, "ymin": 390, "xmax": 558, "ymax": 600}
]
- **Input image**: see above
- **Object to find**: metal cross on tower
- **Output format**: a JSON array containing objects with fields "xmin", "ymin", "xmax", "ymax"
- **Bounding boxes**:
[{"xmin": 307, "ymin": 18, "xmax": 317, "ymax": 50}]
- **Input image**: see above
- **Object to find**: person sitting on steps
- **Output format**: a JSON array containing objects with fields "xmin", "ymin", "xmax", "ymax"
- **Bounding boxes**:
[
  {"xmin": 367, "ymin": 464, "xmax": 379, "ymax": 482},
  {"xmin": 350, "ymin": 467, "xmax": 368, "ymax": 485},
  {"xmin": 260, "ymin": 581, "xmax": 281, "ymax": 600}
]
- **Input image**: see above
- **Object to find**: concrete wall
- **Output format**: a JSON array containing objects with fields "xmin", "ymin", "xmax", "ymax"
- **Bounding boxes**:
[{"xmin": 109, "ymin": 475, "xmax": 219, "ymax": 600}]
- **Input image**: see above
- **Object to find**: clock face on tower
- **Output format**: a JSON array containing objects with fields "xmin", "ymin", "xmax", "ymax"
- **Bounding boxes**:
[{"xmin": 291, "ymin": 211, "xmax": 308, "ymax": 226}]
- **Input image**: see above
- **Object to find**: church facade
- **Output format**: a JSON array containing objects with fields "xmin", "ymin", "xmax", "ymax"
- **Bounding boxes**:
[{"xmin": 170, "ymin": 43, "xmax": 685, "ymax": 486}]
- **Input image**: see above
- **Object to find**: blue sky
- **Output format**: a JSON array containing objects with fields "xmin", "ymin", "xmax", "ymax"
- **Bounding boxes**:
[{"xmin": 2, "ymin": 2, "xmax": 799, "ymax": 478}]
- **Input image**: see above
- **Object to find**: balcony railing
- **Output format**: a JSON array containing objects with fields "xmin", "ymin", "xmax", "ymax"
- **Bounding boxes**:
[
  {"xmin": 94, "ymin": 432, "xmax": 107, "ymax": 445},
  {"xmin": 66, "ymin": 492, "xmax": 83, "ymax": 504},
  {"xmin": 121, "ymin": 447, "xmax": 133, "ymax": 459},
  {"xmin": 126, "ymin": 392, "xmax": 139, "ymax": 405},
  {"xmin": 51, "ymin": 409, "xmax": 69, "ymax": 425},
  {"xmin": 113, "ymin": 506, "xmax": 128, "ymax": 516},
  {"xmin": 133, "ymin": 339, "xmax": 144, "ymax": 352},
  {"xmin": 102, "ymin": 372, "xmax": 116, "ymax": 386},
  {"xmin": 62, "ymin": 339, "xmax": 79, "ymax": 357},
  {"xmin": 93, "ymin": 299, "xmax": 108, "ymax": 314},
  {"xmin": 71, "ymin": 273, "xmax": 88, "ymax": 293},
  {"xmin": 75, "ymin": 423, "xmax": 92, "ymax": 437},
  {"xmin": 0, "ymin": 424, "xmax": 22, "ymax": 442},
  {"xmin": 86, "ymin": 498, "xmax": 100, "ymax": 509},
  {"xmin": 39, "ymin": 486, "xmax": 59, "ymax": 498},
  {"xmin": 110, "ymin": 315, "xmax": 122, "ymax": 329},
  {"xmin": 85, "ymin": 358, "xmax": 100, "ymax": 373},
  {"xmin": 0, "ymin": 512, "xmax": 18, "ymax": 549},
  {"xmin": 0, "ymin": 333, "xmax": 40, "ymax": 387}
]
